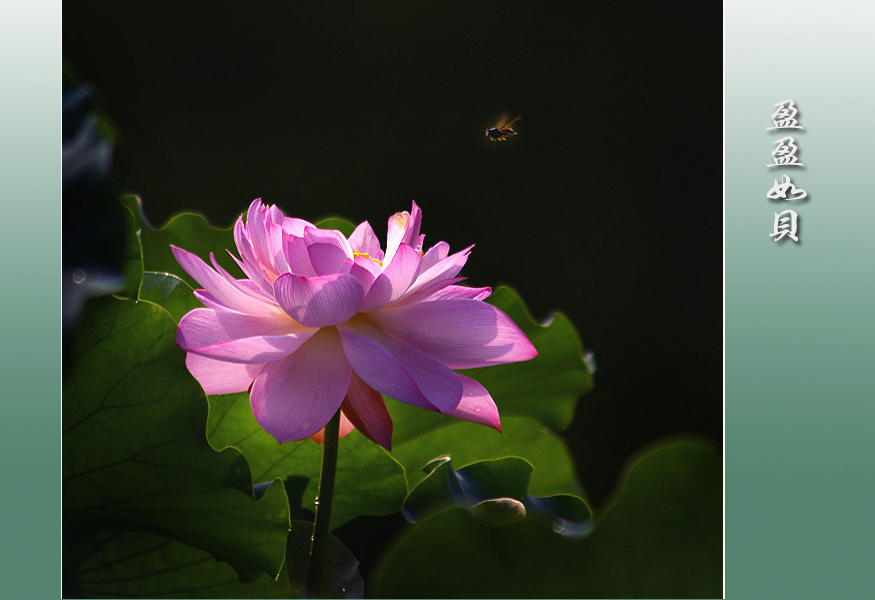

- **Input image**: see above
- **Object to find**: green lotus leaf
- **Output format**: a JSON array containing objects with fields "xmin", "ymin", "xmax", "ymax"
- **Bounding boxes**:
[
  {"xmin": 64, "ymin": 531, "xmax": 292, "ymax": 599},
  {"xmin": 63, "ymin": 297, "xmax": 290, "ymax": 584},
  {"xmin": 121, "ymin": 195, "xmax": 241, "ymax": 289},
  {"xmin": 64, "ymin": 519, "xmax": 362, "ymax": 599},
  {"xmin": 138, "ymin": 271, "xmax": 201, "ymax": 323},
  {"xmin": 388, "ymin": 412, "xmax": 583, "ymax": 498}
]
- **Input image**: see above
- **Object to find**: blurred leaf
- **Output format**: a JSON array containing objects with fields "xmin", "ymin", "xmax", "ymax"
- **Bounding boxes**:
[
  {"xmin": 62, "ymin": 84, "xmax": 126, "ymax": 335},
  {"xmin": 120, "ymin": 195, "xmax": 241, "ymax": 289},
  {"xmin": 207, "ymin": 393, "xmax": 408, "ymax": 529},
  {"xmin": 371, "ymin": 439, "xmax": 722, "ymax": 599},
  {"xmin": 139, "ymin": 271, "xmax": 201, "ymax": 323},
  {"xmin": 63, "ymin": 297, "xmax": 290, "ymax": 583},
  {"xmin": 401, "ymin": 457, "xmax": 591, "ymax": 536}
]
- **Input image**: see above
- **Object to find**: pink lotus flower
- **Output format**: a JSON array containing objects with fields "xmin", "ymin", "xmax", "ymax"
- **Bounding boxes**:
[{"xmin": 172, "ymin": 200, "xmax": 537, "ymax": 449}]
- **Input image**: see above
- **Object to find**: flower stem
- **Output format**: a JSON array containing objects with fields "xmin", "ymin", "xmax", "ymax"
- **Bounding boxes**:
[{"xmin": 306, "ymin": 408, "xmax": 341, "ymax": 597}]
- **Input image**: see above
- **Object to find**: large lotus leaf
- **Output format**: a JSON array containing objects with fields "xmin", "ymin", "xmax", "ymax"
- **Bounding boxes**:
[
  {"xmin": 63, "ymin": 296, "xmax": 291, "ymax": 582},
  {"xmin": 207, "ymin": 393, "xmax": 408, "ymax": 530},
  {"xmin": 64, "ymin": 521, "xmax": 362, "ymax": 599},
  {"xmin": 64, "ymin": 530, "xmax": 292, "ymax": 599},
  {"xmin": 401, "ymin": 457, "xmax": 591, "ymax": 536},
  {"xmin": 371, "ymin": 439, "xmax": 722, "ymax": 599},
  {"xmin": 120, "ymin": 206, "xmax": 144, "ymax": 298}
]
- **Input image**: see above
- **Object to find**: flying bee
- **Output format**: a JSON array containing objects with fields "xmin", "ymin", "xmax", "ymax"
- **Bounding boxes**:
[{"xmin": 485, "ymin": 112, "xmax": 521, "ymax": 142}]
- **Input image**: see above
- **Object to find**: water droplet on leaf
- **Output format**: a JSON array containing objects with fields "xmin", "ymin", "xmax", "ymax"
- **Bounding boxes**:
[{"xmin": 72, "ymin": 268, "xmax": 87, "ymax": 284}]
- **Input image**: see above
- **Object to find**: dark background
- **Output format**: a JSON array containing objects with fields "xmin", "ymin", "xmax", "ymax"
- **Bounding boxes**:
[{"xmin": 64, "ymin": 1, "xmax": 721, "ymax": 509}]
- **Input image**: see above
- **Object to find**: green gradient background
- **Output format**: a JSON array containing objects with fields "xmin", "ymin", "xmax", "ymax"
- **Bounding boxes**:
[
  {"xmin": 727, "ymin": 1, "xmax": 875, "ymax": 598},
  {"xmin": 0, "ymin": 0, "xmax": 62, "ymax": 598}
]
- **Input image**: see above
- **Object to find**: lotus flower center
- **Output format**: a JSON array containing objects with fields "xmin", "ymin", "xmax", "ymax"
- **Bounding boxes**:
[{"xmin": 353, "ymin": 251, "xmax": 384, "ymax": 267}]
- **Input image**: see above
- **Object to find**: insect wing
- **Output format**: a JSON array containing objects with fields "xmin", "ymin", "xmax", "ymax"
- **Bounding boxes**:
[
  {"xmin": 501, "ymin": 115, "xmax": 521, "ymax": 130},
  {"xmin": 493, "ymin": 111, "xmax": 512, "ymax": 129}
]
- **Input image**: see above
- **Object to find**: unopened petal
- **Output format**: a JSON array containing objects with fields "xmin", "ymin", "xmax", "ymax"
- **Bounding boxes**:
[
  {"xmin": 228, "ymin": 248, "xmax": 273, "ymax": 295},
  {"xmin": 389, "ymin": 245, "xmax": 472, "ymax": 307},
  {"xmin": 246, "ymin": 200, "xmax": 278, "ymax": 277},
  {"xmin": 360, "ymin": 243, "xmax": 422, "ymax": 311},
  {"xmin": 403, "ymin": 201, "xmax": 423, "ymax": 247},
  {"xmin": 348, "ymin": 221, "xmax": 384, "ymax": 260},
  {"xmin": 308, "ymin": 243, "xmax": 353, "ymax": 276},
  {"xmin": 250, "ymin": 328, "xmax": 351, "ymax": 443},
  {"xmin": 209, "ymin": 253, "xmax": 275, "ymax": 303},
  {"xmin": 347, "ymin": 256, "xmax": 379, "ymax": 297},
  {"xmin": 265, "ymin": 204, "xmax": 285, "ymax": 227},
  {"xmin": 267, "ymin": 223, "xmax": 292, "ymax": 275},
  {"xmin": 234, "ymin": 217, "xmax": 275, "ymax": 292},
  {"xmin": 281, "ymin": 216, "xmax": 314, "ymax": 238},
  {"xmin": 384, "ymin": 201, "xmax": 422, "ymax": 264},
  {"xmin": 273, "ymin": 272, "xmax": 364, "ymax": 328},
  {"xmin": 303, "ymin": 226, "xmax": 354, "ymax": 258},
  {"xmin": 371, "ymin": 299, "xmax": 537, "ymax": 369},
  {"xmin": 419, "ymin": 240, "xmax": 449, "ymax": 271},
  {"xmin": 282, "ymin": 234, "xmax": 318, "ymax": 277}
]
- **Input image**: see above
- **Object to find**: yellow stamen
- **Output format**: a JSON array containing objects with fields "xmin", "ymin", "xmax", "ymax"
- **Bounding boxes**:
[{"xmin": 353, "ymin": 251, "xmax": 383, "ymax": 267}]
